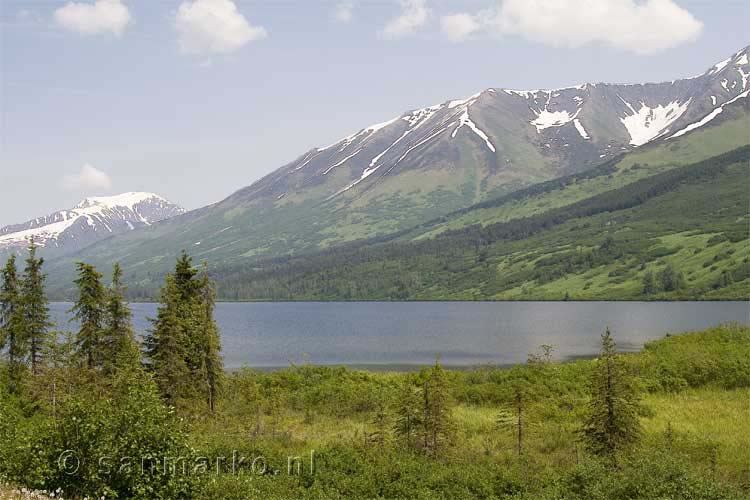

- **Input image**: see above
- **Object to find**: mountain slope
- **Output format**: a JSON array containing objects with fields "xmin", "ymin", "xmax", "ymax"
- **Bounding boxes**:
[
  {"xmin": 211, "ymin": 146, "xmax": 750, "ymax": 301},
  {"xmin": 0, "ymin": 193, "xmax": 184, "ymax": 257},
  {"xmin": 42, "ymin": 46, "xmax": 750, "ymax": 295}
]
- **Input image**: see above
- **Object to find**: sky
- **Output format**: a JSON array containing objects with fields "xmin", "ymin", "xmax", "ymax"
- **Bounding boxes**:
[{"xmin": 1, "ymin": 0, "xmax": 748, "ymax": 226}]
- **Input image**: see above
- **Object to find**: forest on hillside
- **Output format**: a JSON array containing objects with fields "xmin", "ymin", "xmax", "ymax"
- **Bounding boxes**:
[{"xmin": 208, "ymin": 147, "xmax": 750, "ymax": 301}]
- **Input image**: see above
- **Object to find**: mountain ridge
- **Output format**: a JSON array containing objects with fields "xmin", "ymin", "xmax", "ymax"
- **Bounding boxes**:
[
  {"xmin": 0, "ymin": 192, "xmax": 184, "ymax": 257},
  {"xmin": 39, "ymin": 45, "xmax": 750, "ymax": 296}
]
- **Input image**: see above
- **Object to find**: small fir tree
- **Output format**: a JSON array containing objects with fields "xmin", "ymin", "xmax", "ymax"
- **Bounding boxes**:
[
  {"xmin": 580, "ymin": 327, "xmax": 642, "ymax": 459},
  {"xmin": 642, "ymin": 270, "xmax": 656, "ymax": 295},
  {"xmin": 393, "ymin": 378, "xmax": 422, "ymax": 451},
  {"xmin": 421, "ymin": 358, "xmax": 455, "ymax": 457}
]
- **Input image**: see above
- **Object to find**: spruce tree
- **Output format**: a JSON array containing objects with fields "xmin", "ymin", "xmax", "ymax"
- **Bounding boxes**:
[
  {"xmin": 145, "ymin": 274, "xmax": 191, "ymax": 406},
  {"xmin": 173, "ymin": 251, "xmax": 204, "ymax": 375},
  {"xmin": 580, "ymin": 327, "xmax": 642, "ymax": 458},
  {"xmin": 21, "ymin": 238, "xmax": 51, "ymax": 376},
  {"xmin": 195, "ymin": 264, "xmax": 223, "ymax": 412},
  {"xmin": 367, "ymin": 388, "xmax": 391, "ymax": 449},
  {"xmin": 421, "ymin": 359, "xmax": 455, "ymax": 457},
  {"xmin": 658, "ymin": 264, "xmax": 685, "ymax": 292},
  {"xmin": 642, "ymin": 270, "xmax": 656, "ymax": 295},
  {"xmin": 70, "ymin": 262, "xmax": 107, "ymax": 369},
  {"xmin": 1, "ymin": 255, "xmax": 27, "ymax": 394},
  {"xmin": 497, "ymin": 385, "xmax": 526, "ymax": 456},
  {"xmin": 104, "ymin": 263, "xmax": 140, "ymax": 374},
  {"xmin": 174, "ymin": 250, "xmax": 201, "ymax": 301},
  {"xmin": 394, "ymin": 378, "xmax": 421, "ymax": 451},
  {"xmin": 145, "ymin": 253, "xmax": 223, "ymax": 410}
]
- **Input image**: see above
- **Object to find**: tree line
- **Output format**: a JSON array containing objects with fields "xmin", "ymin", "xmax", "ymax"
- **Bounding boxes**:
[{"xmin": 0, "ymin": 238, "xmax": 222, "ymax": 412}]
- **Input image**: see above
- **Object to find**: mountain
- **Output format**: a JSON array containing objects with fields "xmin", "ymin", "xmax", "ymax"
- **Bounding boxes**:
[
  {"xmin": 212, "ymin": 145, "xmax": 750, "ymax": 301},
  {"xmin": 42, "ymin": 46, "xmax": 750, "ymax": 297},
  {"xmin": 0, "ymin": 192, "xmax": 184, "ymax": 257}
]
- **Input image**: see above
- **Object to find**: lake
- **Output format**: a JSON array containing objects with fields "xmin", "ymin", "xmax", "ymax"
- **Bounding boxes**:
[{"xmin": 49, "ymin": 301, "xmax": 749, "ymax": 370}]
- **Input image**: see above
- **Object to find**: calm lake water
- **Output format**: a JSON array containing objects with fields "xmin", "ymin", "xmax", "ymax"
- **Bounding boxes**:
[{"xmin": 49, "ymin": 302, "xmax": 749, "ymax": 370}]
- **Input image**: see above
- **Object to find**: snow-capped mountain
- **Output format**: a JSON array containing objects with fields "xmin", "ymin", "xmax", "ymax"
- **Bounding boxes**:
[
  {"xmin": 39, "ymin": 45, "xmax": 750, "ymax": 294},
  {"xmin": 0, "ymin": 192, "xmax": 184, "ymax": 256},
  {"xmin": 238, "ymin": 46, "xmax": 749, "ymax": 205}
]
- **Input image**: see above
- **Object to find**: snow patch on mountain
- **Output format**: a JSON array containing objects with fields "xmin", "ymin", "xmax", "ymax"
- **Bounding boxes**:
[
  {"xmin": 531, "ymin": 108, "xmax": 580, "ymax": 132},
  {"xmin": 669, "ymin": 90, "xmax": 749, "ymax": 139},
  {"xmin": 448, "ymin": 92, "xmax": 481, "ymax": 109},
  {"xmin": 573, "ymin": 119, "xmax": 590, "ymax": 139},
  {"xmin": 709, "ymin": 56, "xmax": 732, "ymax": 75},
  {"xmin": 452, "ymin": 108, "xmax": 495, "ymax": 152},
  {"xmin": 618, "ymin": 98, "xmax": 690, "ymax": 146},
  {"xmin": 323, "ymin": 148, "xmax": 362, "ymax": 175},
  {"xmin": 738, "ymin": 67, "xmax": 749, "ymax": 90}
]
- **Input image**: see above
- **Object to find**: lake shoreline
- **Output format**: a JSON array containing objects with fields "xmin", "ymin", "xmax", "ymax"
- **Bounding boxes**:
[{"xmin": 48, "ymin": 301, "xmax": 750, "ymax": 370}]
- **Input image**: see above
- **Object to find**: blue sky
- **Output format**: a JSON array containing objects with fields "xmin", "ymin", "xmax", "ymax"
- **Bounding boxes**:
[{"xmin": 1, "ymin": 0, "xmax": 748, "ymax": 226}]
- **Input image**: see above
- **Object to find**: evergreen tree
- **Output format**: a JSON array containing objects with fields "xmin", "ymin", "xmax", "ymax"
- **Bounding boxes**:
[
  {"xmin": 394, "ymin": 378, "xmax": 421, "ymax": 451},
  {"xmin": 642, "ymin": 270, "xmax": 656, "ymax": 295},
  {"xmin": 144, "ymin": 253, "xmax": 223, "ymax": 410},
  {"xmin": 194, "ymin": 264, "xmax": 223, "ymax": 412},
  {"xmin": 497, "ymin": 385, "xmax": 526, "ymax": 456},
  {"xmin": 421, "ymin": 359, "xmax": 455, "ymax": 457},
  {"xmin": 21, "ymin": 238, "xmax": 52, "ymax": 376},
  {"xmin": 658, "ymin": 264, "xmax": 685, "ymax": 292},
  {"xmin": 144, "ymin": 274, "xmax": 191, "ymax": 406},
  {"xmin": 368, "ymin": 389, "xmax": 391, "ymax": 450},
  {"xmin": 1, "ymin": 255, "xmax": 27, "ymax": 394},
  {"xmin": 174, "ymin": 250, "xmax": 201, "ymax": 301},
  {"xmin": 104, "ymin": 263, "xmax": 140, "ymax": 374},
  {"xmin": 173, "ymin": 251, "xmax": 205, "ymax": 377},
  {"xmin": 580, "ymin": 327, "xmax": 642, "ymax": 458},
  {"xmin": 70, "ymin": 262, "xmax": 107, "ymax": 369}
]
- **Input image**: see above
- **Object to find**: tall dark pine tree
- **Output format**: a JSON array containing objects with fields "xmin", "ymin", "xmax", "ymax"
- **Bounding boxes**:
[
  {"xmin": 104, "ymin": 263, "xmax": 140, "ymax": 373},
  {"xmin": 580, "ymin": 327, "xmax": 642, "ymax": 459},
  {"xmin": 145, "ymin": 274, "xmax": 191, "ymax": 405},
  {"xmin": 70, "ymin": 262, "xmax": 107, "ymax": 369},
  {"xmin": 1, "ymin": 255, "xmax": 27, "ymax": 393},
  {"xmin": 174, "ymin": 250, "xmax": 203, "ymax": 372},
  {"xmin": 145, "ymin": 252, "xmax": 223, "ymax": 411},
  {"xmin": 195, "ymin": 263, "xmax": 223, "ymax": 412},
  {"xmin": 21, "ymin": 238, "xmax": 51, "ymax": 376}
]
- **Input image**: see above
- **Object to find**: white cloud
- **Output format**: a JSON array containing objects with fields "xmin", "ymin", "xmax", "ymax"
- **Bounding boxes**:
[
  {"xmin": 334, "ymin": 1, "xmax": 354, "ymax": 23},
  {"xmin": 54, "ymin": 0, "xmax": 131, "ymax": 36},
  {"xmin": 176, "ymin": 0, "xmax": 267, "ymax": 56},
  {"xmin": 444, "ymin": 0, "xmax": 702, "ymax": 54},
  {"xmin": 440, "ymin": 13, "xmax": 480, "ymax": 42},
  {"xmin": 381, "ymin": 0, "xmax": 430, "ymax": 40},
  {"xmin": 62, "ymin": 164, "xmax": 113, "ymax": 191}
]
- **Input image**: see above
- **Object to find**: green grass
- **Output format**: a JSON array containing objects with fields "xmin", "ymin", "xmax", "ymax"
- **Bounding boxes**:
[
  {"xmin": 187, "ymin": 323, "xmax": 750, "ymax": 498},
  {"xmin": 3, "ymin": 324, "xmax": 749, "ymax": 499}
]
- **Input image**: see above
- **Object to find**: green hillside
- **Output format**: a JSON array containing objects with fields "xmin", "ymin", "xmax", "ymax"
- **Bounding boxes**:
[{"xmin": 212, "ymin": 145, "xmax": 750, "ymax": 300}]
